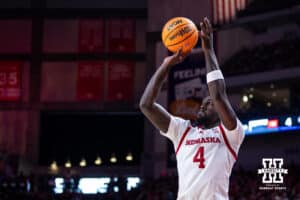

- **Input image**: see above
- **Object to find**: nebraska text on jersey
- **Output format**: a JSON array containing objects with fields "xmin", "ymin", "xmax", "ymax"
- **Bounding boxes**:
[
  {"xmin": 186, "ymin": 137, "xmax": 221, "ymax": 145},
  {"xmin": 160, "ymin": 116, "xmax": 245, "ymax": 200}
]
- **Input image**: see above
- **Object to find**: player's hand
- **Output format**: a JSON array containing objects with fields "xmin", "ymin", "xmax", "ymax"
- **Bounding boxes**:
[
  {"xmin": 163, "ymin": 48, "xmax": 189, "ymax": 67},
  {"xmin": 200, "ymin": 17, "xmax": 214, "ymax": 51}
]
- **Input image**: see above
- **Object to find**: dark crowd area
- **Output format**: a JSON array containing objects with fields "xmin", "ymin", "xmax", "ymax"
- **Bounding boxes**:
[
  {"xmin": 222, "ymin": 37, "xmax": 300, "ymax": 76},
  {"xmin": 237, "ymin": 0, "xmax": 299, "ymax": 17},
  {"xmin": 1, "ymin": 151, "xmax": 299, "ymax": 200}
]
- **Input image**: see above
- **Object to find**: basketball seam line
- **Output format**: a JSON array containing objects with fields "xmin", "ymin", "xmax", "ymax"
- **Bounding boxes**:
[
  {"xmin": 167, "ymin": 30, "xmax": 197, "ymax": 47},
  {"xmin": 163, "ymin": 23, "xmax": 190, "ymax": 42}
]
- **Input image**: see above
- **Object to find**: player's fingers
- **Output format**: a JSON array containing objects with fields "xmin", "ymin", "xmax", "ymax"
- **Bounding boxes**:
[
  {"xmin": 204, "ymin": 17, "xmax": 213, "ymax": 33},
  {"xmin": 178, "ymin": 47, "xmax": 183, "ymax": 55},
  {"xmin": 204, "ymin": 17, "xmax": 210, "ymax": 26},
  {"xmin": 204, "ymin": 17, "xmax": 210, "ymax": 27},
  {"xmin": 200, "ymin": 22, "xmax": 207, "ymax": 35},
  {"xmin": 179, "ymin": 53, "xmax": 188, "ymax": 62},
  {"xmin": 199, "ymin": 31, "xmax": 207, "ymax": 41},
  {"xmin": 200, "ymin": 22, "xmax": 204, "ymax": 31},
  {"xmin": 182, "ymin": 50, "xmax": 191, "ymax": 58},
  {"xmin": 198, "ymin": 30, "xmax": 205, "ymax": 41},
  {"xmin": 174, "ymin": 47, "xmax": 182, "ymax": 58}
]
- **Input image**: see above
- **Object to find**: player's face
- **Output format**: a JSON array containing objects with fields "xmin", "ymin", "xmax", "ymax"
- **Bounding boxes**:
[{"xmin": 197, "ymin": 96, "xmax": 219, "ymax": 124}]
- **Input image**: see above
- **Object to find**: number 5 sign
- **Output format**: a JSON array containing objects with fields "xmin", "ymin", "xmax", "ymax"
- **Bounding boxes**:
[{"xmin": 0, "ymin": 62, "xmax": 22, "ymax": 101}]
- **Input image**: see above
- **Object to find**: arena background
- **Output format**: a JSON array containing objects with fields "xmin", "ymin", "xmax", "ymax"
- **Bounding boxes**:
[{"xmin": 0, "ymin": 0, "xmax": 299, "ymax": 199}]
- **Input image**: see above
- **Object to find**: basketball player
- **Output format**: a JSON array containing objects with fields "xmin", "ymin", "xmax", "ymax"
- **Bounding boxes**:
[{"xmin": 139, "ymin": 17, "xmax": 245, "ymax": 199}]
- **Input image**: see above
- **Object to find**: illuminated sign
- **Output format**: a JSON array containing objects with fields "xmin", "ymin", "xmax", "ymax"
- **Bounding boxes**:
[
  {"xmin": 267, "ymin": 119, "xmax": 279, "ymax": 128},
  {"xmin": 242, "ymin": 115, "xmax": 300, "ymax": 135},
  {"xmin": 54, "ymin": 177, "xmax": 141, "ymax": 194}
]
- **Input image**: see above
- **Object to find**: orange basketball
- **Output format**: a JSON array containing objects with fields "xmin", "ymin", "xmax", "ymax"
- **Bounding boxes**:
[{"xmin": 162, "ymin": 17, "xmax": 199, "ymax": 53}]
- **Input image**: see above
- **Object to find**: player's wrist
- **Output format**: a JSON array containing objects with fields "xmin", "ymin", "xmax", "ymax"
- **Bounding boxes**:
[
  {"xmin": 162, "ymin": 59, "xmax": 173, "ymax": 68},
  {"xmin": 162, "ymin": 57, "xmax": 177, "ymax": 67},
  {"xmin": 202, "ymin": 47, "xmax": 215, "ymax": 54},
  {"xmin": 206, "ymin": 70, "xmax": 224, "ymax": 83}
]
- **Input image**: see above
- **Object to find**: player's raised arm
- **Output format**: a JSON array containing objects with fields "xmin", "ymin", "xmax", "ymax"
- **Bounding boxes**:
[
  {"xmin": 200, "ymin": 17, "xmax": 237, "ymax": 130},
  {"xmin": 139, "ymin": 49, "xmax": 187, "ymax": 133}
]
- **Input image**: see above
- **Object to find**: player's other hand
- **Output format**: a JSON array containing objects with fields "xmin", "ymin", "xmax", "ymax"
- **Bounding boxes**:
[
  {"xmin": 163, "ymin": 48, "xmax": 189, "ymax": 67},
  {"xmin": 200, "ymin": 17, "xmax": 214, "ymax": 51}
]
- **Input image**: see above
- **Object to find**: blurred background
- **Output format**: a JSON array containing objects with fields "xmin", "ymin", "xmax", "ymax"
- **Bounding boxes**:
[{"xmin": 0, "ymin": 0, "xmax": 299, "ymax": 199}]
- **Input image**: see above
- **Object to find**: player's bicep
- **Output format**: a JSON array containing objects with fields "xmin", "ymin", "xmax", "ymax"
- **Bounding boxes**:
[
  {"xmin": 141, "ymin": 102, "xmax": 171, "ymax": 133},
  {"xmin": 208, "ymin": 80, "xmax": 237, "ymax": 130},
  {"xmin": 214, "ymin": 95, "xmax": 237, "ymax": 131}
]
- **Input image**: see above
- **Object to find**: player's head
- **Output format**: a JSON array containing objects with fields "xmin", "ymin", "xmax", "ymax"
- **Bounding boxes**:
[{"xmin": 196, "ymin": 96, "xmax": 219, "ymax": 127}]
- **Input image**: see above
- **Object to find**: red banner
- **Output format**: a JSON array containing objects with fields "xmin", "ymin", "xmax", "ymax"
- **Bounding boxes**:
[
  {"xmin": 0, "ymin": 62, "xmax": 21, "ymax": 101},
  {"xmin": 77, "ymin": 62, "xmax": 104, "ymax": 101},
  {"xmin": 78, "ymin": 19, "xmax": 105, "ymax": 52},
  {"xmin": 107, "ymin": 19, "xmax": 135, "ymax": 52},
  {"xmin": 107, "ymin": 61, "xmax": 134, "ymax": 101}
]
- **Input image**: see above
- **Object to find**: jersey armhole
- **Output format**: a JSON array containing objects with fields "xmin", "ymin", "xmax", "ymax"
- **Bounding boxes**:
[
  {"xmin": 175, "ymin": 126, "xmax": 191, "ymax": 155},
  {"xmin": 219, "ymin": 124, "xmax": 237, "ymax": 160}
]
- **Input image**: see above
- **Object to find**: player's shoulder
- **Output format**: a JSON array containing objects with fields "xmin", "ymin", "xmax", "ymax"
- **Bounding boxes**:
[
  {"xmin": 170, "ymin": 115, "xmax": 191, "ymax": 128},
  {"xmin": 219, "ymin": 117, "xmax": 245, "ymax": 142},
  {"xmin": 171, "ymin": 115, "xmax": 189, "ymax": 122}
]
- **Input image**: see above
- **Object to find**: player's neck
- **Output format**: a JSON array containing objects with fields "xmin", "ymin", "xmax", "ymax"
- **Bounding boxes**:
[{"xmin": 202, "ymin": 120, "xmax": 219, "ymax": 129}]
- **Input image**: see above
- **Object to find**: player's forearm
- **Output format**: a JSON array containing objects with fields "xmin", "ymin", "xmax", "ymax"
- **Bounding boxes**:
[
  {"xmin": 139, "ymin": 61, "xmax": 172, "ymax": 110},
  {"xmin": 203, "ymin": 49, "xmax": 219, "ymax": 72},
  {"xmin": 203, "ymin": 49, "xmax": 226, "ymax": 99}
]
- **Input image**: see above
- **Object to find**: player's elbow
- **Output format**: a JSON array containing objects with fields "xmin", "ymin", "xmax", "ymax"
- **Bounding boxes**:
[
  {"xmin": 139, "ymin": 103, "xmax": 153, "ymax": 116},
  {"xmin": 139, "ymin": 101, "xmax": 147, "ymax": 111},
  {"xmin": 139, "ymin": 99, "xmax": 151, "ymax": 112}
]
